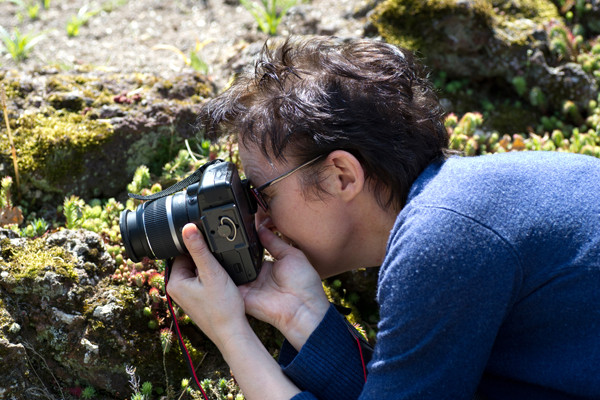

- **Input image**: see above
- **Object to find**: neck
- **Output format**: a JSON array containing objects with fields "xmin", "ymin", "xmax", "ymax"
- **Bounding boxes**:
[{"xmin": 345, "ymin": 194, "xmax": 399, "ymax": 270}]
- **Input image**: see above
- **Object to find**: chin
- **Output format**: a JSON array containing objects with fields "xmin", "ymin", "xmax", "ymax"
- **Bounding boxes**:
[{"xmin": 309, "ymin": 258, "xmax": 344, "ymax": 279}]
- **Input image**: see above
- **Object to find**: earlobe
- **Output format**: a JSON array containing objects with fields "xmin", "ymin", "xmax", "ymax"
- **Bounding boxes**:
[{"xmin": 327, "ymin": 150, "xmax": 365, "ymax": 201}]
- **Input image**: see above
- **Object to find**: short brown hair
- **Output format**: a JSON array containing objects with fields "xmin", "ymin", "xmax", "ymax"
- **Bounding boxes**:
[{"xmin": 198, "ymin": 36, "xmax": 449, "ymax": 210}]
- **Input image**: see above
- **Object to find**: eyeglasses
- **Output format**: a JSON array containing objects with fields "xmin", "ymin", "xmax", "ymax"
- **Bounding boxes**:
[{"xmin": 251, "ymin": 155, "xmax": 324, "ymax": 212}]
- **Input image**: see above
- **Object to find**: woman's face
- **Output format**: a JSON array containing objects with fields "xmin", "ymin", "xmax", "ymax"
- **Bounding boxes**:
[{"xmin": 239, "ymin": 144, "xmax": 354, "ymax": 278}]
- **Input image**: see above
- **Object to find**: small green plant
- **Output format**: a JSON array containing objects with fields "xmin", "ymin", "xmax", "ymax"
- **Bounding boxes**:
[
  {"xmin": 0, "ymin": 176, "xmax": 13, "ymax": 209},
  {"xmin": 66, "ymin": 5, "xmax": 99, "ymax": 37},
  {"xmin": 190, "ymin": 49, "xmax": 208, "ymax": 74},
  {"xmin": 239, "ymin": 0, "xmax": 298, "ymax": 35},
  {"xmin": 549, "ymin": 24, "xmax": 577, "ymax": 60},
  {"xmin": 159, "ymin": 328, "xmax": 173, "ymax": 353},
  {"xmin": 81, "ymin": 386, "xmax": 96, "ymax": 399},
  {"xmin": 127, "ymin": 165, "xmax": 151, "ymax": 196},
  {"xmin": 151, "ymin": 40, "xmax": 209, "ymax": 74},
  {"xmin": 562, "ymin": 100, "xmax": 584, "ymax": 125},
  {"xmin": 126, "ymin": 365, "xmax": 155, "ymax": 400},
  {"xmin": 218, "ymin": 378, "xmax": 228, "ymax": 395},
  {"xmin": 0, "ymin": 176, "xmax": 23, "ymax": 227},
  {"xmin": 21, "ymin": 217, "xmax": 50, "ymax": 238},
  {"xmin": 7, "ymin": 0, "xmax": 41, "ymax": 20},
  {"xmin": 511, "ymin": 76, "xmax": 527, "ymax": 97},
  {"xmin": 26, "ymin": 1, "xmax": 40, "ymax": 18},
  {"xmin": 141, "ymin": 381, "xmax": 152, "ymax": 397},
  {"xmin": 529, "ymin": 86, "xmax": 548, "ymax": 112},
  {"xmin": 100, "ymin": 0, "xmax": 128, "ymax": 13},
  {"xmin": 0, "ymin": 25, "xmax": 45, "ymax": 61},
  {"xmin": 63, "ymin": 195, "xmax": 85, "ymax": 229}
]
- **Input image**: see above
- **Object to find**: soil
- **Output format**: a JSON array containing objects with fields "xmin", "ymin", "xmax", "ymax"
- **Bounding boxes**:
[{"xmin": 0, "ymin": 0, "xmax": 374, "ymax": 90}]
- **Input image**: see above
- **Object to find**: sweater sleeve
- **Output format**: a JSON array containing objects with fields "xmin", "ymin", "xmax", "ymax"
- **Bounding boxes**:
[
  {"xmin": 280, "ymin": 206, "xmax": 522, "ymax": 400},
  {"xmin": 363, "ymin": 206, "xmax": 522, "ymax": 399},
  {"xmin": 279, "ymin": 303, "xmax": 367, "ymax": 400}
]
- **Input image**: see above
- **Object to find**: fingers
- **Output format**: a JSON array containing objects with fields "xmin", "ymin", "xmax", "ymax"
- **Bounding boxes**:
[
  {"xmin": 181, "ymin": 223, "xmax": 228, "ymax": 284},
  {"xmin": 258, "ymin": 226, "xmax": 299, "ymax": 260},
  {"xmin": 169, "ymin": 255, "xmax": 196, "ymax": 282}
]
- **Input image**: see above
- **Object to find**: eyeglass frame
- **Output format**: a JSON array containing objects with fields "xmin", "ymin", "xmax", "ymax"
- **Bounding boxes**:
[{"xmin": 251, "ymin": 154, "xmax": 326, "ymax": 212}]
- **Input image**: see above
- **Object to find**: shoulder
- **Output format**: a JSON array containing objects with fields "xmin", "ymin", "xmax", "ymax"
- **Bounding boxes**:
[{"xmin": 379, "ymin": 205, "xmax": 523, "ymax": 310}]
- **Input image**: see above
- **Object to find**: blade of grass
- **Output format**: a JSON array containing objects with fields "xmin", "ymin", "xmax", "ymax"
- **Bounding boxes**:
[{"xmin": 0, "ymin": 25, "xmax": 46, "ymax": 61}]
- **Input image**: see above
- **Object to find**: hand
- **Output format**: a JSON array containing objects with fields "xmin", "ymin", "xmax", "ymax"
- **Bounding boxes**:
[
  {"xmin": 168, "ymin": 224, "xmax": 302, "ymax": 400},
  {"xmin": 166, "ymin": 223, "xmax": 248, "ymax": 348},
  {"xmin": 239, "ymin": 226, "xmax": 330, "ymax": 350}
]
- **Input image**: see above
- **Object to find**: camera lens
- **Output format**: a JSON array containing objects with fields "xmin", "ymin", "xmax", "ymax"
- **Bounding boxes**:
[{"xmin": 120, "ymin": 191, "xmax": 194, "ymax": 262}]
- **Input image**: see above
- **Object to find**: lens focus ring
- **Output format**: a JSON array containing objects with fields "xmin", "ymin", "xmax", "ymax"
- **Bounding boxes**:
[{"xmin": 144, "ymin": 197, "xmax": 181, "ymax": 259}]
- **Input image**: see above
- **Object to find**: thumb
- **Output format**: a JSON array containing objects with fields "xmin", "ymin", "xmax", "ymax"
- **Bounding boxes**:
[
  {"xmin": 181, "ymin": 223, "xmax": 227, "ymax": 283},
  {"xmin": 258, "ymin": 226, "xmax": 298, "ymax": 260}
]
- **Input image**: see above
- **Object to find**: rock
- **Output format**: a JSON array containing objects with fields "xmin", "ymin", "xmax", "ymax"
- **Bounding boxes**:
[
  {"xmin": 47, "ymin": 90, "xmax": 89, "ymax": 111},
  {"xmin": 46, "ymin": 229, "xmax": 114, "ymax": 276},
  {"xmin": 0, "ymin": 69, "xmax": 215, "ymax": 214},
  {"xmin": 0, "ymin": 228, "xmax": 201, "ymax": 397},
  {"xmin": 0, "ymin": 339, "xmax": 31, "ymax": 398},
  {"xmin": 99, "ymin": 105, "xmax": 126, "ymax": 119},
  {"xmin": 0, "ymin": 228, "xmax": 20, "ymax": 239},
  {"xmin": 370, "ymin": 0, "xmax": 599, "ymax": 111},
  {"xmin": 92, "ymin": 301, "xmax": 124, "ymax": 322}
]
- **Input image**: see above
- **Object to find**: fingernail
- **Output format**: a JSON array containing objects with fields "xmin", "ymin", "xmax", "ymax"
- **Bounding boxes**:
[{"xmin": 183, "ymin": 224, "xmax": 200, "ymax": 240}]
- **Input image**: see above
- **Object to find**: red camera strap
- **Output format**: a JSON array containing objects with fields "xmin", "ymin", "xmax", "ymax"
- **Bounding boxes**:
[
  {"xmin": 164, "ymin": 260, "xmax": 209, "ymax": 400},
  {"xmin": 164, "ymin": 259, "xmax": 368, "ymax": 397}
]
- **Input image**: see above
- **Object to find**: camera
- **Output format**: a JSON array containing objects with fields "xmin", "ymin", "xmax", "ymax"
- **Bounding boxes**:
[{"xmin": 119, "ymin": 160, "xmax": 263, "ymax": 285}]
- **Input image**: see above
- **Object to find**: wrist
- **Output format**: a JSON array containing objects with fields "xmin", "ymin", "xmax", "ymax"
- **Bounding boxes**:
[
  {"xmin": 212, "ymin": 318, "xmax": 255, "ymax": 353},
  {"xmin": 281, "ymin": 300, "xmax": 330, "ymax": 351},
  {"xmin": 218, "ymin": 328, "xmax": 302, "ymax": 400}
]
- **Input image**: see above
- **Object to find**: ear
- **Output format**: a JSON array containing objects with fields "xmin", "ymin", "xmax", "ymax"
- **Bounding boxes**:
[{"xmin": 326, "ymin": 150, "xmax": 365, "ymax": 202}]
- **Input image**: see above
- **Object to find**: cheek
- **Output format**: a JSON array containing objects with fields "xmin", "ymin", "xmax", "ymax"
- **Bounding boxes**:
[{"xmin": 267, "ymin": 205, "xmax": 307, "ymax": 244}]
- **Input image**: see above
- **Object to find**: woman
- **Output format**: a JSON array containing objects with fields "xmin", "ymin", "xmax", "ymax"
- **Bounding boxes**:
[{"xmin": 167, "ymin": 36, "xmax": 600, "ymax": 400}]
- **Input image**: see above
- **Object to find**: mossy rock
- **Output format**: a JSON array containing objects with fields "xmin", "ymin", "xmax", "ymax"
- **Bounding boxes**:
[
  {"xmin": 0, "ymin": 229, "xmax": 228, "ymax": 398},
  {"xmin": 371, "ymin": 0, "xmax": 558, "ymax": 73},
  {"xmin": 371, "ymin": 0, "xmax": 597, "ymax": 112},
  {"xmin": 0, "ymin": 236, "xmax": 79, "ymax": 300},
  {"xmin": 0, "ymin": 68, "xmax": 214, "ymax": 215}
]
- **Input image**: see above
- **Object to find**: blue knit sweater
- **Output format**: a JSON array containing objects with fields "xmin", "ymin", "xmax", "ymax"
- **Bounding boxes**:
[{"xmin": 279, "ymin": 151, "xmax": 600, "ymax": 400}]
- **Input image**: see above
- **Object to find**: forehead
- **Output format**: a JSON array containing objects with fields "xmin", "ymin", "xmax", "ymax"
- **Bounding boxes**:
[{"xmin": 239, "ymin": 143, "xmax": 286, "ymax": 184}]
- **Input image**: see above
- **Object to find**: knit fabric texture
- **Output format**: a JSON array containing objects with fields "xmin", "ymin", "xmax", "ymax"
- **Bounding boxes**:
[{"xmin": 282, "ymin": 151, "xmax": 600, "ymax": 400}]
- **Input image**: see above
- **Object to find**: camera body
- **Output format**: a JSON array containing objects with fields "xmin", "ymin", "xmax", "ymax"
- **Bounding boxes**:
[{"xmin": 120, "ymin": 161, "xmax": 263, "ymax": 285}]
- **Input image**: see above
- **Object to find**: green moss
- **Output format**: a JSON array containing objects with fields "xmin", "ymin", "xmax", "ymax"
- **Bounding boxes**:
[
  {"xmin": 371, "ymin": 0, "xmax": 494, "ymax": 51},
  {"xmin": 0, "ymin": 238, "xmax": 78, "ymax": 282},
  {"xmin": 493, "ymin": 0, "xmax": 559, "ymax": 23},
  {"xmin": 371, "ymin": 0, "xmax": 560, "ymax": 50},
  {"xmin": 82, "ymin": 285, "xmax": 138, "ymax": 317},
  {"xmin": 3, "ymin": 109, "xmax": 113, "ymax": 180},
  {"xmin": 90, "ymin": 90, "xmax": 115, "ymax": 107},
  {"xmin": 125, "ymin": 127, "xmax": 182, "ymax": 176},
  {"xmin": 3, "ymin": 79, "xmax": 25, "ymax": 99}
]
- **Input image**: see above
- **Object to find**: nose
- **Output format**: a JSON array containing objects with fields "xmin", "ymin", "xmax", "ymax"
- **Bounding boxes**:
[{"xmin": 255, "ymin": 208, "xmax": 273, "ymax": 231}]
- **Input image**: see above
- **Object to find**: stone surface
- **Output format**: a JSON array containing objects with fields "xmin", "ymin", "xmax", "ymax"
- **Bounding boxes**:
[{"xmin": 371, "ymin": 0, "xmax": 599, "ymax": 110}]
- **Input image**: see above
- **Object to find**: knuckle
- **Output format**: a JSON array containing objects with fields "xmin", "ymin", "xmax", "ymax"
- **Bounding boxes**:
[{"xmin": 185, "ymin": 235, "xmax": 210, "ymax": 256}]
